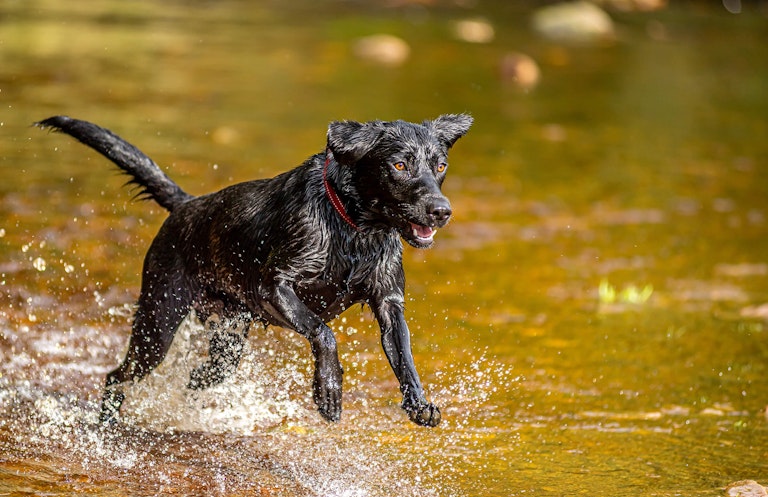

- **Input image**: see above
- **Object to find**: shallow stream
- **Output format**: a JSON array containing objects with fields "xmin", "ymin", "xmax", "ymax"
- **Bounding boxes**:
[{"xmin": 1, "ymin": 2, "xmax": 767, "ymax": 495}]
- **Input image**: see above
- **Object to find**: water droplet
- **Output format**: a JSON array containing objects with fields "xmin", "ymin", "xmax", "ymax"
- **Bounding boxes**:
[{"xmin": 32, "ymin": 257, "xmax": 46, "ymax": 271}]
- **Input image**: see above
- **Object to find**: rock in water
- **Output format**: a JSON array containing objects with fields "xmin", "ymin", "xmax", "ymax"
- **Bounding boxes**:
[
  {"xmin": 452, "ymin": 18, "xmax": 495, "ymax": 44},
  {"xmin": 532, "ymin": 1, "xmax": 615, "ymax": 43},
  {"xmin": 353, "ymin": 35, "xmax": 410, "ymax": 67},
  {"xmin": 499, "ymin": 52, "xmax": 540, "ymax": 91},
  {"xmin": 726, "ymin": 481, "xmax": 768, "ymax": 497}
]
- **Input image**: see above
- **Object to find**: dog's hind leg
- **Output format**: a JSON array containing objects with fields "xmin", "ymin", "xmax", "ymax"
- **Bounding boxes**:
[
  {"xmin": 188, "ymin": 303, "xmax": 252, "ymax": 390},
  {"xmin": 100, "ymin": 274, "xmax": 193, "ymax": 423}
]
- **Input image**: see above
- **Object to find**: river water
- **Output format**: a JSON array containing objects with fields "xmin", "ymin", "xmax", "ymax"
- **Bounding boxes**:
[{"xmin": 1, "ymin": 1, "xmax": 767, "ymax": 496}]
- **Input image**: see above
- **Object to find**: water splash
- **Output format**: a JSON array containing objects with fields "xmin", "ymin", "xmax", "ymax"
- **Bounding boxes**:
[
  {"xmin": 1, "ymin": 316, "xmax": 515, "ymax": 496},
  {"xmin": 117, "ymin": 315, "xmax": 312, "ymax": 433}
]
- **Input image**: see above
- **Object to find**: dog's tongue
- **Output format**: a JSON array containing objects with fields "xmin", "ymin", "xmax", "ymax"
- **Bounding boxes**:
[{"xmin": 411, "ymin": 223, "xmax": 436, "ymax": 241}]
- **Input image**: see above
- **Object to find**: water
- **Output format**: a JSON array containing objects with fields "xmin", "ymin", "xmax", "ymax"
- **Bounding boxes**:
[{"xmin": 2, "ymin": 1, "xmax": 768, "ymax": 495}]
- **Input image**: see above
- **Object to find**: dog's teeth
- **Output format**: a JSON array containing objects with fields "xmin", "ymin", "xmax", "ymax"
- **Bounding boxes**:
[{"xmin": 412, "ymin": 224, "xmax": 436, "ymax": 241}]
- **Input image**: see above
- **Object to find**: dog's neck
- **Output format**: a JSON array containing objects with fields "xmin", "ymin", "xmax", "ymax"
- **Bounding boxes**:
[{"xmin": 323, "ymin": 150, "xmax": 361, "ymax": 232}]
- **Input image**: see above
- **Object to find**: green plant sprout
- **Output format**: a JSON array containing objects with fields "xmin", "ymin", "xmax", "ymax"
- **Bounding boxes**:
[{"xmin": 598, "ymin": 279, "xmax": 653, "ymax": 305}]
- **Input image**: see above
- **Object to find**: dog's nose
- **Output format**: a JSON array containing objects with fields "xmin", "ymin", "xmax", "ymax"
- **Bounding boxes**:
[{"xmin": 427, "ymin": 200, "xmax": 452, "ymax": 225}]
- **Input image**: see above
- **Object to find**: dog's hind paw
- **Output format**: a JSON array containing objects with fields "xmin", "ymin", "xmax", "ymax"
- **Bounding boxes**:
[
  {"xmin": 405, "ymin": 401, "xmax": 441, "ymax": 427},
  {"xmin": 98, "ymin": 390, "xmax": 125, "ymax": 425}
]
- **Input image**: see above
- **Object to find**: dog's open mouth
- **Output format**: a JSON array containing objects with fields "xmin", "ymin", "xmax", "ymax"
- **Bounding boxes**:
[
  {"xmin": 411, "ymin": 223, "xmax": 436, "ymax": 242},
  {"xmin": 402, "ymin": 222, "xmax": 437, "ymax": 248}
]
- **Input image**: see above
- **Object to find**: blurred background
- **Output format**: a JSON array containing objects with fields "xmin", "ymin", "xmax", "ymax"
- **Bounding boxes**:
[{"xmin": 1, "ymin": 1, "xmax": 767, "ymax": 496}]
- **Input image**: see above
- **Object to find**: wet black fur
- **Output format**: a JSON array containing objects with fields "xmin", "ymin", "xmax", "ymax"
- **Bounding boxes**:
[{"xmin": 36, "ymin": 114, "xmax": 472, "ymax": 426}]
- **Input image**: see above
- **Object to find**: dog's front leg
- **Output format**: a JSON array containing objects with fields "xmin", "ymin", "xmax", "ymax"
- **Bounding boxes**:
[
  {"xmin": 258, "ymin": 281, "xmax": 343, "ymax": 422},
  {"xmin": 373, "ymin": 296, "xmax": 441, "ymax": 427}
]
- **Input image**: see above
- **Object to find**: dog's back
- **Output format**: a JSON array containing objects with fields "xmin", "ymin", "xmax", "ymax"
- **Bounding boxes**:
[{"xmin": 157, "ymin": 160, "xmax": 358, "ymax": 315}]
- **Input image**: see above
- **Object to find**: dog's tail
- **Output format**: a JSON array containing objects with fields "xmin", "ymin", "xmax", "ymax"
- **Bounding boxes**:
[{"xmin": 36, "ymin": 116, "xmax": 193, "ymax": 212}]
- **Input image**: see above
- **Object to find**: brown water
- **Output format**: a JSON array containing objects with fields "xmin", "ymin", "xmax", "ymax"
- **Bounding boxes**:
[{"xmin": 2, "ymin": 1, "xmax": 767, "ymax": 496}]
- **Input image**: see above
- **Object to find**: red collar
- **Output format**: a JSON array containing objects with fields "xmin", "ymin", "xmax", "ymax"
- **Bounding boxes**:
[{"xmin": 323, "ymin": 150, "xmax": 360, "ymax": 231}]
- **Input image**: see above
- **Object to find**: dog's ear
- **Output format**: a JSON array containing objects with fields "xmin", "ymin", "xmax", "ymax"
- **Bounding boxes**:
[
  {"xmin": 426, "ymin": 113, "xmax": 473, "ymax": 148},
  {"xmin": 327, "ymin": 120, "xmax": 384, "ymax": 164}
]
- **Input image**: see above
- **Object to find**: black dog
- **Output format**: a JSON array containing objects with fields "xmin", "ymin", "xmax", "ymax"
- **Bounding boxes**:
[{"xmin": 37, "ymin": 114, "xmax": 472, "ymax": 426}]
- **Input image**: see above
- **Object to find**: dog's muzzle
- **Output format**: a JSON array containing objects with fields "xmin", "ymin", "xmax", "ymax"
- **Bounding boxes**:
[{"xmin": 405, "ymin": 197, "xmax": 452, "ymax": 246}]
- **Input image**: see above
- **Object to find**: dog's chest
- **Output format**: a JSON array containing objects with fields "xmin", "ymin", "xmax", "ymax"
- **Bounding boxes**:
[{"xmin": 294, "ymin": 235, "xmax": 401, "ymax": 315}]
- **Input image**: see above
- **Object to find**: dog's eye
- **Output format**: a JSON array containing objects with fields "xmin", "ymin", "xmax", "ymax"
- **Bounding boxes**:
[
  {"xmin": 436, "ymin": 162, "xmax": 448, "ymax": 173},
  {"xmin": 393, "ymin": 162, "xmax": 406, "ymax": 172}
]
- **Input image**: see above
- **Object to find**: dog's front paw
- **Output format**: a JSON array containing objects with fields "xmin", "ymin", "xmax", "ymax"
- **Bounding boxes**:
[
  {"xmin": 403, "ymin": 400, "xmax": 441, "ymax": 427},
  {"xmin": 312, "ymin": 362, "xmax": 343, "ymax": 422}
]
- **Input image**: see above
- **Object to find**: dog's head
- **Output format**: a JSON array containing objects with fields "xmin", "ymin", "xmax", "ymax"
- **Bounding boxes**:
[{"xmin": 327, "ymin": 114, "xmax": 472, "ymax": 248}]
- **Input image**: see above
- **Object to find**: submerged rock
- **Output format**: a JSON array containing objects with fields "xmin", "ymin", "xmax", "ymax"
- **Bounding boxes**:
[
  {"xmin": 499, "ymin": 52, "xmax": 540, "ymax": 91},
  {"xmin": 353, "ymin": 34, "xmax": 410, "ymax": 67},
  {"xmin": 726, "ymin": 481, "xmax": 768, "ymax": 497},
  {"xmin": 532, "ymin": 1, "xmax": 615, "ymax": 43},
  {"xmin": 739, "ymin": 303, "xmax": 768, "ymax": 319},
  {"xmin": 452, "ymin": 18, "xmax": 495, "ymax": 43},
  {"xmin": 595, "ymin": 0, "xmax": 667, "ymax": 11}
]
